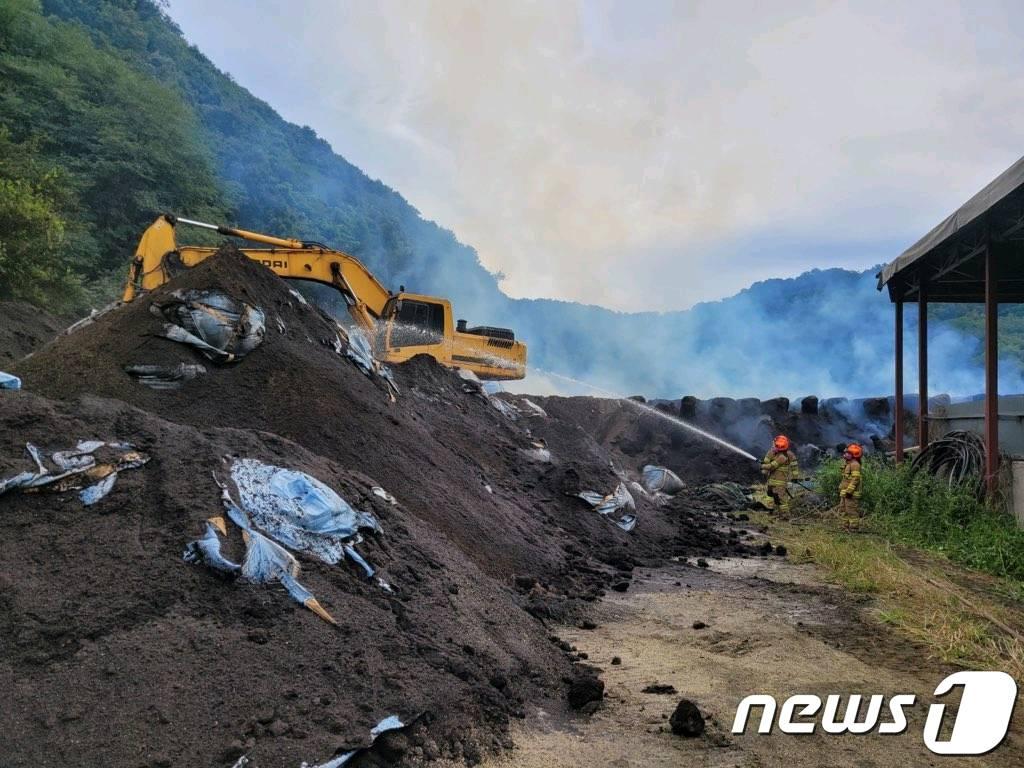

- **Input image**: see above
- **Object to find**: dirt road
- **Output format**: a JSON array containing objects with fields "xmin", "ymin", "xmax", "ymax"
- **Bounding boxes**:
[{"xmin": 480, "ymin": 556, "xmax": 1023, "ymax": 768}]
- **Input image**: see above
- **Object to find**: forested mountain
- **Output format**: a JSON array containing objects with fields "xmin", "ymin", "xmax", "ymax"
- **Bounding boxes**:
[{"xmin": 1, "ymin": 0, "xmax": 1019, "ymax": 398}]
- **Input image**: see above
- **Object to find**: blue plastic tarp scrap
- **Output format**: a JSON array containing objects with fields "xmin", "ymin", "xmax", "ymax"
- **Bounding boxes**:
[
  {"xmin": 185, "ymin": 459, "xmax": 390, "ymax": 625},
  {"xmin": 183, "ymin": 519, "xmax": 241, "ymax": 577},
  {"xmin": 185, "ymin": 503, "xmax": 337, "ymax": 625},
  {"xmin": 229, "ymin": 459, "xmax": 381, "ymax": 567},
  {"xmin": 0, "ymin": 371, "xmax": 21, "ymax": 390},
  {"xmin": 152, "ymin": 289, "xmax": 266, "ymax": 363},
  {"xmin": 0, "ymin": 441, "xmax": 148, "ymax": 501},
  {"xmin": 341, "ymin": 326, "xmax": 398, "ymax": 397}
]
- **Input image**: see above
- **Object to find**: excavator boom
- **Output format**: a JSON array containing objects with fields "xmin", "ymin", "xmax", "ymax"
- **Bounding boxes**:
[{"xmin": 122, "ymin": 215, "xmax": 526, "ymax": 381}]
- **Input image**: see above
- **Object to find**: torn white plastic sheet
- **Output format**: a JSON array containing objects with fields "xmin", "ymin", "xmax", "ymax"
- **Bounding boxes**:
[
  {"xmin": 521, "ymin": 398, "xmax": 548, "ymax": 418},
  {"xmin": 491, "ymin": 397, "xmax": 521, "ymax": 420},
  {"xmin": 51, "ymin": 441, "xmax": 104, "ymax": 471},
  {"xmin": 520, "ymin": 440, "xmax": 552, "ymax": 463},
  {"xmin": 457, "ymin": 367, "xmax": 485, "ymax": 395},
  {"xmin": 578, "ymin": 482, "xmax": 638, "ymax": 532},
  {"xmin": 301, "ymin": 715, "xmax": 405, "ymax": 768},
  {"xmin": 0, "ymin": 371, "xmax": 21, "ymax": 390},
  {"xmin": 152, "ymin": 289, "xmax": 265, "ymax": 363},
  {"xmin": 520, "ymin": 447, "xmax": 552, "ymax": 463},
  {"xmin": 0, "ymin": 442, "xmax": 148, "ymax": 500},
  {"xmin": 371, "ymin": 486, "xmax": 397, "ymax": 505},
  {"xmin": 641, "ymin": 465, "xmax": 684, "ymax": 495}
]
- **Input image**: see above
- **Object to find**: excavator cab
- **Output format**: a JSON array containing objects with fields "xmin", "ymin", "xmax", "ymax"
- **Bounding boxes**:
[
  {"xmin": 378, "ymin": 294, "xmax": 525, "ymax": 380},
  {"xmin": 123, "ymin": 215, "xmax": 527, "ymax": 380}
]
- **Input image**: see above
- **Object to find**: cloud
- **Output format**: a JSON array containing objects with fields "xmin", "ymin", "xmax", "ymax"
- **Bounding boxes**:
[{"xmin": 168, "ymin": 0, "xmax": 1024, "ymax": 311}]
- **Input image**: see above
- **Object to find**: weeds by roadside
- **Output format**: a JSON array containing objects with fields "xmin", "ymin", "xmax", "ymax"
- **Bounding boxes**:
[
  {"xmin": 775, "ymin": 458, "xmax": 1024, "ymax": 676},
  {"xmin": 815, "ymin": 457, "xmax": 1024, "ymax": 582},
  {"xmin": 768, "ymin": 517, "xmax": 1024, "ymax": 679}
]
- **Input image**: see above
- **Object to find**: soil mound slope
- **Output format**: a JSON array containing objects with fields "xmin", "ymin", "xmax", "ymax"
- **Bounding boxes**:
[
  {"xmin": 0, "ymin": 300, "xmax": 63, "ymax": 364},
  {"xmin": 4, "ymin": 250, "xmax": 746, "ymax": 766}
]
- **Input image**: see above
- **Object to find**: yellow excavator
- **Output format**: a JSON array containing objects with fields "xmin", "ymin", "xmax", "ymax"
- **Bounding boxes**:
[{"xmin": 122, "ymin": 215, "xmax": 526, "ymax": 380}]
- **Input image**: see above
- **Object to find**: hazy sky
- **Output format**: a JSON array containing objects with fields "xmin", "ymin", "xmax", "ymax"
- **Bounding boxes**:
[{"xmin": 167, "ymin": 0, "xmax": 1024, "ymax": 312}]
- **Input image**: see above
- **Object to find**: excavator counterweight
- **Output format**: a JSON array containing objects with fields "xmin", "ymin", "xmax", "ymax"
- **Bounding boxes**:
[{"xmin": 123, "ymin": 215, "xmax": 526, "ymax": 380}]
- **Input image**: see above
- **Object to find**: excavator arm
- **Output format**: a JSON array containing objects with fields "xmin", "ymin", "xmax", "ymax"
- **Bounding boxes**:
[{"xmin": 122, "ymin": 215, "xmax": 527, "ymax": 380}]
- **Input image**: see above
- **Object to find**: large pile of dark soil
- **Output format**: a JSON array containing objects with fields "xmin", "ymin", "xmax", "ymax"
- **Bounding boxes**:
[
  {"xmin": 3, "ymin": 250, "xmax": 748, "ymax": 767},
  {"xmin": 0, "ymin": 300, "xmax": 63, "ymax": 365}
]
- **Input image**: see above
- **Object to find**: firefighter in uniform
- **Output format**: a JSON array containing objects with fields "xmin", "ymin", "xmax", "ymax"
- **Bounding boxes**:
[
  {"xmin": 839, "ymin": 443, "xmax": 863, "ymax": 529},
  {"xmin": 761, "ymin": 435, "xmax": 799, "ymax": 515}
]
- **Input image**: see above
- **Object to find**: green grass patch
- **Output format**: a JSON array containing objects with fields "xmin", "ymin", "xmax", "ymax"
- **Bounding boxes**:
[
  {"xmin": 815, "ymin": 458, "xmax": 1024, "ymax": 583},
  {"xmin": 768, "ymin": 519, "xmax": 1024, "ymax": 676}
]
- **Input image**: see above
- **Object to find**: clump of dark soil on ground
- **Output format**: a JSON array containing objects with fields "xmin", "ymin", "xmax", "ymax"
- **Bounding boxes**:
[
  {"xmin": 2, "ymin": 250, "xmax": 752, "ymax": 767},
  {"xmin": 0, "ymin": 300, "xmax": 63, "ymax": 364}
]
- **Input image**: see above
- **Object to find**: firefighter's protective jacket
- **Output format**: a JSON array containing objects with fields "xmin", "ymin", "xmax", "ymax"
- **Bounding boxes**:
[
  {"xmin": 761, "ymin": 449, "xmax": 799, "ymax": 487},
  {"xmin": 839, "ymin": 459, "xmax": 862, "ymax": 498}
]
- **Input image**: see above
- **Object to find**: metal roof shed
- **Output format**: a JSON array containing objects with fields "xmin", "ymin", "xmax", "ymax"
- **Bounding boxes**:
[{"xmin": 877, "ymin": 155, "xmax": 1024, "ymax": 496}]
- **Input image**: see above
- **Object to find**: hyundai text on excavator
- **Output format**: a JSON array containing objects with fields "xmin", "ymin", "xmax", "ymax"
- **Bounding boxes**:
[{"xmin": 122, "ymin": 215, "xmax": 526, "ymax": 380}]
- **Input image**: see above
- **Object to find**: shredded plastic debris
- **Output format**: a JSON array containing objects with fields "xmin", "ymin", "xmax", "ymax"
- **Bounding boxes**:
[
  {"xmin": 0, "ymin": 441, "xmax": 149, "ymax": 501},
  {"xmin": 186, "ymin": 500, "xmax": 338, "ymax": 625},
  {"xmin": 183, "ymin": 517, "xmax": 241, "ymax": 577},
  {"xmin": 125, "ymin": 362, "xmax": 206, "ymax": 389},
  {"xmin": 641, "ymin": 464, "xmax": 685, "ymax": 495},
  {"xmin": 288, "ymin": 288, "xmax": 309, "ymax": 306},
  {"xmin": 80, "ymin": 471, "xmax": 118, "ymax": 505},
  {"xmin": 339, "ymin": 325, "xmax": 398, "ymax": 397},
  {"xmin": 457, "ymin": 367, "xmax": 485, "ymax": 395},
  {"xmin": 490, "ymin": 397, "xmax": 521, "ymax": 420},
  {"xmin": 301, "ymin": 715, "xmax": 406, "ymax": 768},
  {"xmin": 520, "ymin": 440, "xmax": 552, "ymax": 463},
  {"xmin": 578, "ymin": 482, "xmax": 637, "ymax": 531},
  {"xmin": 0, "ymin": 371, "xmax": 22, "ymax": 390},
  {"xmin": 151, "ymin": 289, "xmax": 266, "ymax": 362},
  {"xmin": 521, "ymin": 398, "xmax": 548, "ymax": 417},
  {"xmin": 344, "ymin": 326, "xmax": 376, "ymax": 375},
  {"xmin": 371, "ymin": 486, "xmax": 397, "ymax": 505}
]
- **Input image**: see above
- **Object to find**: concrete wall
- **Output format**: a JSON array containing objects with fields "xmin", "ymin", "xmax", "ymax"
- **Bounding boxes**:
[
  {"xmin": 929, "ymin": 395, "xmax": 1024, "ymax": 457},
  {"xmin": 1011, "ymin": 461, "xmax": 1024, "ymax": 528}
]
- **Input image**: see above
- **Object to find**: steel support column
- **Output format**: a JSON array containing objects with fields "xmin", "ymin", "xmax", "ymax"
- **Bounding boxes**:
[
  {"xmin": 984, "ymin": 243, "xmax": 999, "ymax": 498},
  {"xmin": 918, "ymin": 278, "xmax": 928, "ymax": 450},
  {"xmin": 894, "ymin": 297, "xmax": 904, "ymax": 463}
]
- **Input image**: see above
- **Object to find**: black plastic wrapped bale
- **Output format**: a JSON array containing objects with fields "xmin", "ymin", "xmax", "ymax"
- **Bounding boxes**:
[
  {"xmin": 761, "ymin": 397, "xmax": 790, "ymax": 419},
  {"xmin": 679, "ymin": 396, "xmax": 699, "ymax": 419},
  {"xmin": 862, "ymin": 397, "xmax": 891, "ymax": 422}
]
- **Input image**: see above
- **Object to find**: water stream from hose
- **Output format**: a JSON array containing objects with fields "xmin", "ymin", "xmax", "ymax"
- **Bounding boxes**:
[{"xmin": 531, "ymin": 368, "xmax": 759, "ymax": 462}]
